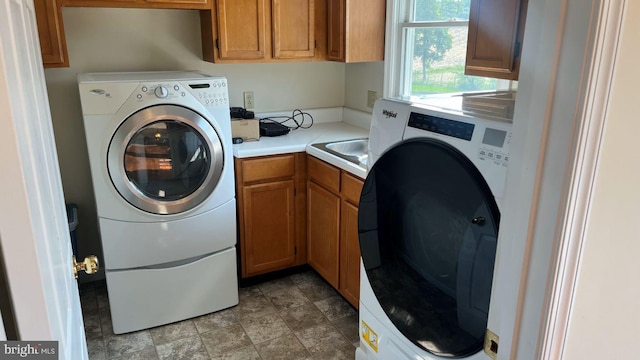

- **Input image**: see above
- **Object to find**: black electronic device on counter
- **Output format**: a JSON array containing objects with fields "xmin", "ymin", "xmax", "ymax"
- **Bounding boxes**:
[
  {"xmin": 230, "ymin": 107, "xmax": 255, "ymax": 119},
  {"xmin": 259, "ymin": 122, "xmax": 290, "ymax": 137}
]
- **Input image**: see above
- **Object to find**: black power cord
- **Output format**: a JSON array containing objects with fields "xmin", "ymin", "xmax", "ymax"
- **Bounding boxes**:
[{"xmin": 259, "ymin": 109, "xmax": 314, "ymax": 130}]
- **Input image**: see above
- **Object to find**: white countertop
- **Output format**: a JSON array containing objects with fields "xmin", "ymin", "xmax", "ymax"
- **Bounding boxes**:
[{"xmin": 232, "ymin": 121, "xmax": 370, "ymax": 179}]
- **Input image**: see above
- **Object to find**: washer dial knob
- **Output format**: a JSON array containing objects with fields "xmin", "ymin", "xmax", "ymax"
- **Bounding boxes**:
[{"xmin": 154, "ymin": 86, "xmax": 169, "ymax": 99}]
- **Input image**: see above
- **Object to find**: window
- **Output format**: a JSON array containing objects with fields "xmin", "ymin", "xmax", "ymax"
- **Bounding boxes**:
[{"xmin": 385, "ymin": 0, "xmax": 509, "ymax": 101}]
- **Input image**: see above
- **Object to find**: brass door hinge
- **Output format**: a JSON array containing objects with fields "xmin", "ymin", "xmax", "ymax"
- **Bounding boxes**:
[{"xmin": 484, "ymin": 329, "xmax": 499, "ymax": 360}]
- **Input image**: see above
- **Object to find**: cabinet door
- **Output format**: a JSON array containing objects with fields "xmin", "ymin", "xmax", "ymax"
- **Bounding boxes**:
[
  {"xmin": 465, "ymin": 0, "xmax": 527, "ymax": 80},
  {"xmin": 242, "ymin": 180, "xmax": 296, "ymax": 277},
  {"xmin": 307, "ymin": 181, "xmax": 340, "ymax": 288},
  {"xmin": 34, "ymin": 0, "xmax": 68, "ymax": 68},
  {"xmin": 272, "ymin": 0, "xmax": 315, "ymax": 58},
  {"xmin": 339, "ymin": 200, "xmax": 360, "ymax": 308},
  {"xmin": 216, "ymin": 0, "xmax": 267, "ymax": 60}
]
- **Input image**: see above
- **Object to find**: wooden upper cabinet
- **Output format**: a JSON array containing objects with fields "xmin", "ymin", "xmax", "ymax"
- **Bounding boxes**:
[
  {"xmin": 35, "ymin": 0, "xmax": 69, "ymax": 68},
  {"xmin": 465, "ymin": 0, "xmax": 528, "ymax": 80},
  {"xmin": 202, "ymin": 0, "xmax": 323, "ymax": 63},
  {"xmin": 327, "ymin": 0, "xmax": 385, "ymax": 63},
  {"xmin": 272, "ymin": 0, "xmax": 315, "ymax": 58},
  {"xmin": 216, "ymin": 0, "xmax": 267, "ymax": 60}
]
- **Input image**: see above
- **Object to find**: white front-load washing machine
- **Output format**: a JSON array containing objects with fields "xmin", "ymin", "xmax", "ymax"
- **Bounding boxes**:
[
  {"xmin": 356, "ymin": 98, "xmax": 512, "ymax": 359},
  {"xmin": 78, "ymin": 71, "xmax": 238, "ymax": 334}
]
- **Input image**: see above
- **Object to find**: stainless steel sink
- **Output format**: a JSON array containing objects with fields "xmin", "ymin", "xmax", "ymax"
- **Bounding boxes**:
[
  {"xmin": 326, "ymin": 139, "xmax": 368, "ymax": 156},
  {"xmin": 311, "ymin": 138, "xmax": 369, "ymax": 167}
]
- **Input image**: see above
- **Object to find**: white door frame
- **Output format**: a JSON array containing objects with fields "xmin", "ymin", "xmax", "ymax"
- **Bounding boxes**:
[
  {"xmin": 494, "ymin": 0, "xmax": 625, "ymax": 358},
  {"xmin": 537, "ymin": 1, "xmax": 625, "ymax": 358},
  {"xmin": 0, "ymin": 0, "xmax": 87, "ymax": 358}
]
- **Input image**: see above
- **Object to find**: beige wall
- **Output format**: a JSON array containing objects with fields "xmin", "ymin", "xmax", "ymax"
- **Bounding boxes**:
[
  {"xmin": 344, "ymin": 62, "xmax": 385, "ymax": 112},
  {"xmin": 562, "ymin": 1, "xmax": 640, "ymax": 357},
  {"xmin": 43, "ymin": 7, "xmax": 382, "ymax": 276}
]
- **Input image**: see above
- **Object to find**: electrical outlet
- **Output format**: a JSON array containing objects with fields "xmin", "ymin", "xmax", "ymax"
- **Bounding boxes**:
[
  {"xmin": 367, "ymin": 90, "xmax": 377, "ymax": 108},
  {"xmin": 243, "ymin": 91, "xmax": 255, "ymax": 109}
]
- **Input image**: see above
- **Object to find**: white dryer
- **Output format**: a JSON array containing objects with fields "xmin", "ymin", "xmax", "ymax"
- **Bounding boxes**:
[
  {"xmin": 78, "ymin": 71, "xmax": 238, "ymax": 334},
  {"xmin": 356, "ymin": 98, "xmax": 512, "ymax": 359}
]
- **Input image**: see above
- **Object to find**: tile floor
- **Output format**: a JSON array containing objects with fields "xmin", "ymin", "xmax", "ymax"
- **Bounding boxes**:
[{"xmin": 80, "ymin": 269, "xmax": 359, "ymax": 360}]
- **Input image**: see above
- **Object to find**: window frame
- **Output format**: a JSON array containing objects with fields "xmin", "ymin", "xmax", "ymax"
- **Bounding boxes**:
[{"xmin": 384, "ymin": 0, "xmax": 511, "ymax": 100}]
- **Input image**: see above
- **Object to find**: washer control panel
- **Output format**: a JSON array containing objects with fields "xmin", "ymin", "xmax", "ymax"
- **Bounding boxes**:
[
  {"xmin": 402, "ymin": 103, "xmax": 512, "ymax": 199},
  {"xmin": 477, "ymin": 127, "xmax": 511, "ymax": 168}
]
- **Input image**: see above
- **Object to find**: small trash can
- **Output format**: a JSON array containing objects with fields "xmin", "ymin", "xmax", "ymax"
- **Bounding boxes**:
[{"xmin": 66, "ymin": 203, "xmax": 79, "ymax": 258}]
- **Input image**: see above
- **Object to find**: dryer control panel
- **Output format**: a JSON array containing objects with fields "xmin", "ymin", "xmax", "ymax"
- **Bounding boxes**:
[
  {"xmin": 134, "ymin": 78, "xmax": 229, "ymax": 109},
  {"xmin": 78, "ymin": 77, "xmax": 230, "ymax": 115}
]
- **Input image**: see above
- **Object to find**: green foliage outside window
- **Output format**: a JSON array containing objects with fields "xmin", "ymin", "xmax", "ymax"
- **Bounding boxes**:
[{"xmin": 411, "ymin": 0, "xmax": 496, "ymax": 96}]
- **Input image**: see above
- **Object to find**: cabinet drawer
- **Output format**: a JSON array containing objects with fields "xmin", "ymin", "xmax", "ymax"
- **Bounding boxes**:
[
  {"xmin": 341, "ymin": 172, "xmax": 363, "ymax": 205},
  {"xmin": 241, "ymin": 154, "xmax": 295, "ymax": 183},
  {"xmin": 308, "ymin": 156, "xmax": 340, "ymax": 193}
]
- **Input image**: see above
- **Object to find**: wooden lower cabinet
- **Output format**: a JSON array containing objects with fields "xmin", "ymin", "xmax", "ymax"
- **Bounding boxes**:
[
  {"xmin": 235, "ymin": 153, "xmax": 307, "ymax": 278},
  {"xmin": 339, "ymin": 196, "xmax": 361, "ymax": 307},
  {"xmin": 236, "ymin": 152, "xmax": 363, "ymax": 307},
  {"xmin": 307, "ymin": 156, "xmax": 363, "ymax": 308},
  {"xmin": 242, "ymin": 180, "xmax": 295, "ymax": 276},
  {"xmin": 307, "ymin": 181, "xmax": 340, "ymax": 288}
]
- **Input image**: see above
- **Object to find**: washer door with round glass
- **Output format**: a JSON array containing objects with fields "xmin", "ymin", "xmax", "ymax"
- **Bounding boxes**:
[
  {"xmin": 108, "ymin": 104, "xmax": 224, "ymax": 215},
  {"xmin": 358, "ymin": 138, "xmax": 500, "ymax": 358}
]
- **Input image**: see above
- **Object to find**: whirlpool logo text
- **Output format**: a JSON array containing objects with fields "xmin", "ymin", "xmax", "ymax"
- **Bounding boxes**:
[{"xmin": 382, "ymin": 109, "xmax": 398, "ymax": 118}]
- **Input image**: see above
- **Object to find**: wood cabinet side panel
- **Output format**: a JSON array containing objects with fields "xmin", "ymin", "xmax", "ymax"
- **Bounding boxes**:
[
  {"xmin": 294, "ymin": 153, "xmax": 308, "ymax": 266},
  {"xmin": 326, "ymin": 0, "xmax": 345, "ymax": 61},
  {"xmin": 35, "ymin": 0, "xmax": 69, "ymax": 67},
  {"xmin": 234, "ymin": 157, "xmax": 248, "ymax": 277},
  {"xmin": 200, "ymin": 9, "xmax": 216, "ymax": 62}
]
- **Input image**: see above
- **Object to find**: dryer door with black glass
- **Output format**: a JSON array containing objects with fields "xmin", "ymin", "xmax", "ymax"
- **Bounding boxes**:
[
  {"xmin": 108, "ymin": 104, "xmax": 223, "ymax": 215},
  {"xmin": 358, "ymin": 138, "xmax": 500, "ymax": 358}
]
